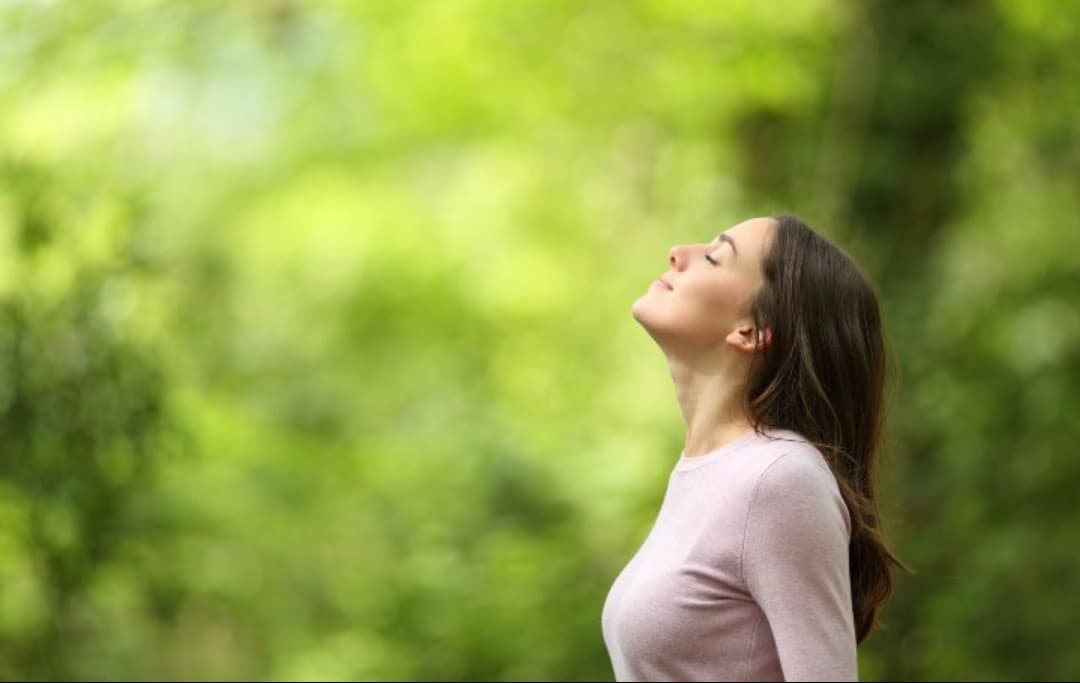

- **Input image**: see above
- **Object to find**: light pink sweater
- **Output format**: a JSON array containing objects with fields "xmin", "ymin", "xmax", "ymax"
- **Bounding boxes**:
[{"xmin": 601, "ymin": 427, "xmax": 857, "ymax": 682}]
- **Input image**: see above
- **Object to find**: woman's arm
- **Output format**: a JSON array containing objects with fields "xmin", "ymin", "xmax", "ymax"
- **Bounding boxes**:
[{"xmin": 741, "ymin": 452, "xmax": 858, "ymax": 682}]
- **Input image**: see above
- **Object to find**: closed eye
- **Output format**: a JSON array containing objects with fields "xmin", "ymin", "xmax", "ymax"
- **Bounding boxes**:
[{"xmin": 704, "ymin": 253, "xmax": 718, "ymax": 266}]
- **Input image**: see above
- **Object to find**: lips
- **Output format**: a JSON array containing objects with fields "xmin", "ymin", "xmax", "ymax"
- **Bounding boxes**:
[{"xmin": 658, "ymin": 277, "xmax": 673, "ymax": 291}]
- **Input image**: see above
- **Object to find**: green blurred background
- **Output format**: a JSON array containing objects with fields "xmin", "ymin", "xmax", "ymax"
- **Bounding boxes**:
[{"xmin": 1, "ymin": 0, "xmax": 1078, "ymax": 680}]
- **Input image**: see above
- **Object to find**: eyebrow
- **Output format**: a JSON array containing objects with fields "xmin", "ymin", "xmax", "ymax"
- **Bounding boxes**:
[{"xmin": 714, "ymin": 233, "xmax": 738, "ymax": 259}]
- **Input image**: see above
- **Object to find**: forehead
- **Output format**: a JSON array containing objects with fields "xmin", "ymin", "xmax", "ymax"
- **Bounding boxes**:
[{"xmin": 723, "ymin": 217, "xmax": 776, "ymax": 259}]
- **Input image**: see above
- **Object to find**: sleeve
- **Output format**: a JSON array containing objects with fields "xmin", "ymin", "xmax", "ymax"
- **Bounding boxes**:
[{"xmin": 741, "ymin": 453, "xmax": 858, "ymax": 682}]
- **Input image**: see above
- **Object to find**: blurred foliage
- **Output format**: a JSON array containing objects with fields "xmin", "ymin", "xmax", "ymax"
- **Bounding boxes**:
[{"xmin": 0, "ymin": 0, "xmax": 1078, "ymax": 680}]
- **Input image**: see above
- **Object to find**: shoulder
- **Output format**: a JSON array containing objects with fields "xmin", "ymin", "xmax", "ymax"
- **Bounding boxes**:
[
  {"xmin": 739, "ymin": 428, "xmax": 836, "ymax": 489},
  {"xmin": 684, "ymin": 427, "xmax": 837, "ymax": 496},
  {"xmin": 746, "ymin": 429, "xmax": 851, "ymax": 536}
]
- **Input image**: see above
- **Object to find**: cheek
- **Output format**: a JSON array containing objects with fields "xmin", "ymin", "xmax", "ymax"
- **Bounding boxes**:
[{"xmin": 684, "ymin": 275, "xmax": 748, "ymax": 318}]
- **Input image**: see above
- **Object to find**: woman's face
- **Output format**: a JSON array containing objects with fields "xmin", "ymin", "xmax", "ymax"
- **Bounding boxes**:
[{"xmin": 631, "ymin": 216, "xmax": 777, "ymax": 353}]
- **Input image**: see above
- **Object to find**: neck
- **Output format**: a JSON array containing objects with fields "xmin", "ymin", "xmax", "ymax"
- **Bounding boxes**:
[{"xmin": 665, "ymin": 351, "xmax": 755, "ymax": 458}]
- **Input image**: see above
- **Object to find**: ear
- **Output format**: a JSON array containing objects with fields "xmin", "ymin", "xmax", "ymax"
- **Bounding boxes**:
[{"xmin": 725, "ymin": 323, "xmax": 772, "ymax": 354}]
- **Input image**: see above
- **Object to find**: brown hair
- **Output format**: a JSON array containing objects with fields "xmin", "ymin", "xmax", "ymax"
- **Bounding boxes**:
[{"xmin": 744, "ymin": 214, "xmax": 911, "ymax": 644}]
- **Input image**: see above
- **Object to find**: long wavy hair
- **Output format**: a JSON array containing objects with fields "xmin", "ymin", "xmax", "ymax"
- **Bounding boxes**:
[{"xmin": 744, "ymin": 214, "xmax": 911, "ymax": 644}]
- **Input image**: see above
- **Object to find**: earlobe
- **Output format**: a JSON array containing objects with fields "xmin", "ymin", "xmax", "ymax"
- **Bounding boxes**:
[
  {"xmin": 727, "ymin": 325, "xmax": 771, "ymax": 352},
  {"xmin": 726, "ymin": 325, "xmax": 759, "ymax": 353}
]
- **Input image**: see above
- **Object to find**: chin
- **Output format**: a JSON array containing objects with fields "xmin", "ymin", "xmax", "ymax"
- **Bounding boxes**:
[
  {"xmin": 630, "ymin": 296, "xmax": 652, "ymax": 325},
  {"xmin": 631, "ymin": 298, "xmax": 665, "ymax": 336}
]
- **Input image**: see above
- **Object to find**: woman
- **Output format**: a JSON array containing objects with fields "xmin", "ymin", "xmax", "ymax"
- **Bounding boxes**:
[{"xmin": 601, "ymin": 215, "xmax": 908, "ymax": 682}]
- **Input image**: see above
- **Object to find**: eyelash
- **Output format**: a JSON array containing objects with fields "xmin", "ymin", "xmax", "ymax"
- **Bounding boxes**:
[{"xmin": 704, "ymin": 253, "xmax": 718, "ymax": 266}]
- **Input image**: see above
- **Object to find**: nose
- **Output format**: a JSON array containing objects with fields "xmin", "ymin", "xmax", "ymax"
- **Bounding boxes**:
[{"xmin": 668, "ymin": 244, "xmax": 691, "ymax": 271}]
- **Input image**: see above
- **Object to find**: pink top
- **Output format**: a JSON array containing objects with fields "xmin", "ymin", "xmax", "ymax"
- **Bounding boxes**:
[{"xmin": 601, "ymin": 426, "xmax": 857, "ymax": 682}]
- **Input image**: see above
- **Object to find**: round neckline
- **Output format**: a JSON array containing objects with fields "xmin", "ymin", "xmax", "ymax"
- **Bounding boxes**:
[{"xmin": 674, "ymin": 428, "xmax": 765, "ymax": 472}]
